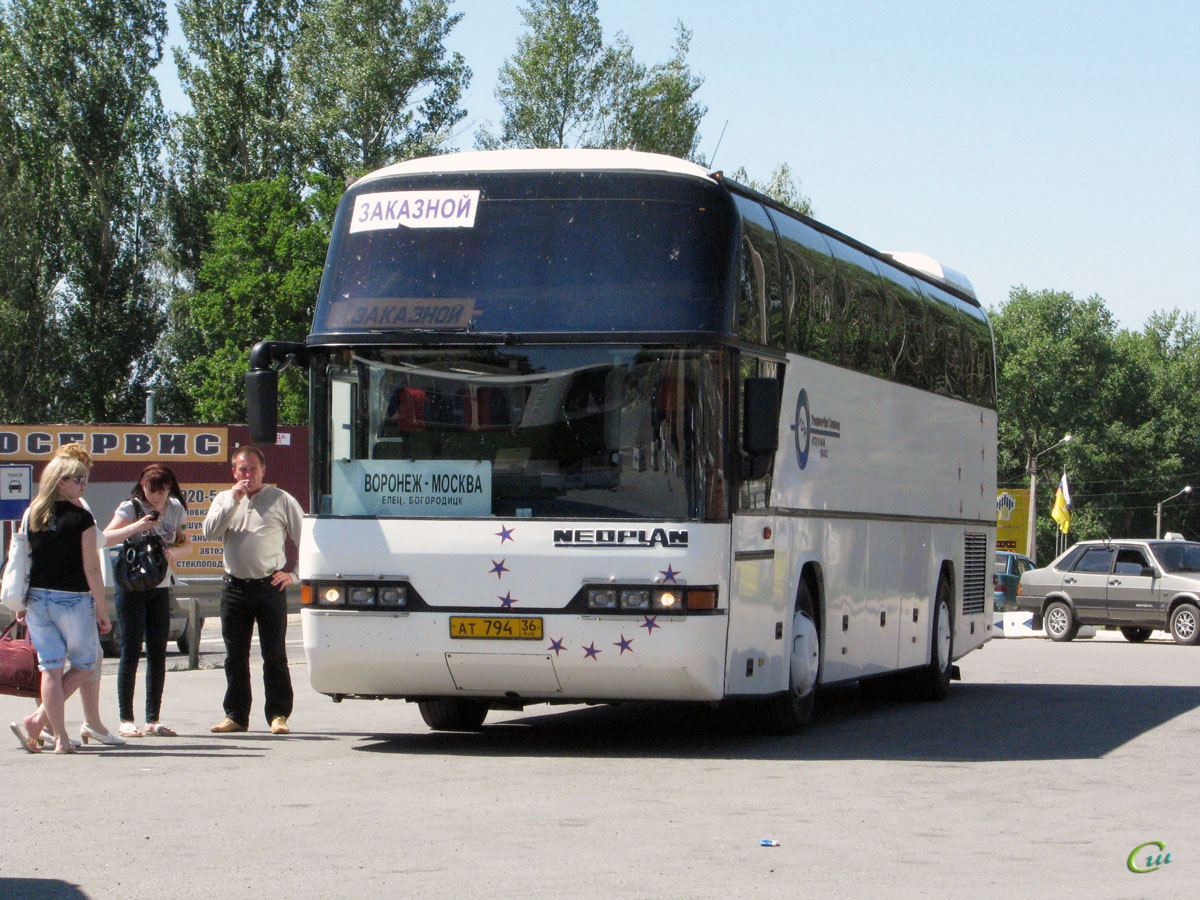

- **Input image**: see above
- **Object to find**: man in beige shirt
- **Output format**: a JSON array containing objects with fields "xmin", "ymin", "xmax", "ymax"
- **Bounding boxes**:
[{"xmin": 203, "ymin": 445, "xmax": 303, "ymax": 735}]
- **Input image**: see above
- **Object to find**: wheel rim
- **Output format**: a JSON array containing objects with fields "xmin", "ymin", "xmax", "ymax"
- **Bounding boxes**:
[
  {"xmin": 789, "ymin": 609, "xmax": 819, "ymax": 699},
  {"xmin": 1175, "ymin": 609, "xmax": 1197, "ymax": 640},
  {"xmin": 936, "ymin": 598, "xmax": 952, "ymax": 670},
  {"xmin": 1046, "ymin": 606, "xmax": 1068, "ymax": 636}
]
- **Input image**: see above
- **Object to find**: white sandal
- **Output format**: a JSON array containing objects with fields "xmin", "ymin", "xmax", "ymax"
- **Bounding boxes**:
[
  {"xmin": 118, "ymin": 722, "xmax": 144, "ymax": 738},
  {"xmin": 143, "ymin": 722, "xmax": 177, "ymax": 737}
]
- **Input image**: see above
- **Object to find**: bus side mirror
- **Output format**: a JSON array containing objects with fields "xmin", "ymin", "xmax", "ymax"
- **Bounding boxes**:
[
  {"xmin": 743, "ymin": 377, "xmax": 780, "ymax": 478},
  {"xmin": 245, "ymin": 340, "xmax": 307, "ymax": 446},
  {"xmin": 246, "ymin": 368, "xmax": 279, "ymax": 445}
]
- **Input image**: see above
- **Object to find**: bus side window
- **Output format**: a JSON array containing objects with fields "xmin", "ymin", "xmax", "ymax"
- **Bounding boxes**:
[{"xmin": 733, "ymin": 195, "xmax": 783, "ymax": 348}]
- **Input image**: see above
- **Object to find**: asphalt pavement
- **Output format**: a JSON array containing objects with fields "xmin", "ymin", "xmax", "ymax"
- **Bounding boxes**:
[{"xmin": 1, "ymin": 624, "xmax": 1197, "ymax": 900}]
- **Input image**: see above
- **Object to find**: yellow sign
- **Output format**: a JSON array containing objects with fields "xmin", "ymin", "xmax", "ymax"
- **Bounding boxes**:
[
  {"xmin": 997, "ymin": 488, "xmax": 1030, "ymax": 555},
  {"xmin": 175, "ymin": 483, "xmax": 228, "ymax": 575},
  {"xmin": 0, "ymin": 426, "xmax": 226, "ymax": 462}
]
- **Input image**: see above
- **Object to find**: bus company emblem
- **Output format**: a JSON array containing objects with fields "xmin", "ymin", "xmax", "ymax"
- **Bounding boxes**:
[
  {"xmin": 553, "ymin": 528, "xmax": 688, "ymax": 549},
  {"xmin": 792, "ymin": 389, "xmax": 811, "ymax": 469},
  {"xmin": 792, "ymin": 389, "xmax": 840, "ymax": 469}
]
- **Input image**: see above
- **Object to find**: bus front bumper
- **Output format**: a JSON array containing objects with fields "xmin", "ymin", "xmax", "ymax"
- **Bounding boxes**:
[{"xmin": 301, "ymin": 607, "xmax": 728, "ymax": 703}]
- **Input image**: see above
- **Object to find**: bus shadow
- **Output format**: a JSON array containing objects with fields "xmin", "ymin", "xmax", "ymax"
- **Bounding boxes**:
[
  {"xmin": 364, "ymin": 682, "xmax": 1200, "ymax": 762},
  {"xmin": 0, "ymin": 878, "xmax": 91, "ymax": 900}
]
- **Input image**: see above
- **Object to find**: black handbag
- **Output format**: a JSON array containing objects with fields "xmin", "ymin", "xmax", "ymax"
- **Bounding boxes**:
[{"xmin": 114, "ymin": 499, "xmax": 168, "ymax": 592}]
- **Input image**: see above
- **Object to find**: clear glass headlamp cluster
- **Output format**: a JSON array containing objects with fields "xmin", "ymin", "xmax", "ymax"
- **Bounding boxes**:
[
  {"xmin": 585, "ymin": 585, "xmax": 715, "ymax": 612},
  {"xmin": 304, "ymin": 582, "xmax": 408, "ymax": 608}
]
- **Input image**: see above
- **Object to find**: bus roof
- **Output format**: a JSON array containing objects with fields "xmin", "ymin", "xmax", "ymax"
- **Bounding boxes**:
[
  {"xmin": 352, "ymin": 148, "xmax": 716, "ymax": 188},
  {"xmin": 348, "ymin": 148, "xmax": 977, "ymax": 305}
]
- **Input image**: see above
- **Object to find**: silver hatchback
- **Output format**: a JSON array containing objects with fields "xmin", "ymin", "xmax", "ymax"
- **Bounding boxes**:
[{"xmin": 1017, "ymin": 539, "xmax": 1200, "ymax": 644}]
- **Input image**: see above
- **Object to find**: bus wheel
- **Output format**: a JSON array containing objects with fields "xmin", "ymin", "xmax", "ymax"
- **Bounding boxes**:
[
  {"xmin": 1044, "ymin": 601, "xmax": 1078, "ymax": 642},
  {"xmin": 417, "ymin": 699, "xmax": 489, "ymax": 731},
  {"xmin": 1169, "ymin": 602, "xmax": 1200, "ymax": 645},
  {"xmin": 908, "ymin": 576, "xmax": 954, "ymax": 701},
  {"xmin": 1119, "ymin": 626, "xmax": 1153, "ymax": 643},
  {"xmin": 759, "ymin": 581, "xmax": 820, "ymax": 734}
]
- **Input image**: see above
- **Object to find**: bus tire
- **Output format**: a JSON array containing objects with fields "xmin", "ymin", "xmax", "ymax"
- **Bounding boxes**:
[
  {"xmin": 417, "ymin": 698, "xmax": 489, "ymax": 731},
  {"xmin": 907, "ymin": 575, "xmax": 954, "ymax": 701},
  {"xmin": 1169, "ymin": 602, "xmax": 1200, "ymax": 645},
  {"xmin": 1044, "ymin": 601, "xmax": 1077, "ymax": 642},
  {"xmin": 758, "ymin": 579, "xmax": 820, "ymax": 734}
]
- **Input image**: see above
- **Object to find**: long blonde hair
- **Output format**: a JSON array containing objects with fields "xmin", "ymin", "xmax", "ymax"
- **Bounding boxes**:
[{"xmin": 29, "ymin": 455, "xmax": 89, "ymax": 532}]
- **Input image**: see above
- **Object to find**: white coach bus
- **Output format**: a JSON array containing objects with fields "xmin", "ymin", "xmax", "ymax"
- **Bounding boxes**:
[{"xmin": 247, "ymin": 149, "xmax": 997, "ymax": 733}]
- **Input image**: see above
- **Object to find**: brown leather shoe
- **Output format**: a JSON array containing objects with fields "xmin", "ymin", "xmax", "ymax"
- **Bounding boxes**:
[
  {"xmin": 270, "ymin": 716, "xmax": 290, "ymax": 735},
  {"xmin": 210, "ymin": 717, "xmax": 247, "ymax": 733}
]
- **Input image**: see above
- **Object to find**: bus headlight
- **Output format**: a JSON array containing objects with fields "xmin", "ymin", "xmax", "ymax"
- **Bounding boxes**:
[
  {"xmin": 379, "ymin": 586, "xmax": 407, "ymax": 607},
  {"xmin": 308, "ymin": 582, "xmax": 412, "ymax": 608},
  {"xmin": 652, "ymin": 589, "xmax": 681, "ymax": 611},
  {"xmin": 620, "ymin": 589, "xmax": 650, "ymax": 610},
  {"xmin": 587, "ymin": 588, "xmax": 618, "ymax": 609},
  {"xmin": 349, "ymin": 586, "xmax": 376, "ymax": 606}
]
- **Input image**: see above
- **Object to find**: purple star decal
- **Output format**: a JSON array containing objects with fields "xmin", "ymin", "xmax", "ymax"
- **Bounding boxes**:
[
  {"xmin": 489, "ymin": 558, "xmax": 509, "ymax": 579},
  {"xmin": 547, "ymin": 637, "xmax": 566, "ymax": 656},
  {"xmin": 659, "ymin": 564, "xmax": 680, "ymax": 583},
  {"xmin": 640, "ymin": 615, "xmax": 660, "ymax": 634},
  {"xmin": 495, "ymin": 524, "xmax": 515, "ymax": 544},
  {"xmin": 498, "ymin": 591, "xmax": 518, "ymax": 609},
  {"xmin": 582, "ymin": 641, "xmax": 601, "ymax": 660},
  {"xmin": 614, "ymin": 634, "xmax": 634, "ymax": 654}
]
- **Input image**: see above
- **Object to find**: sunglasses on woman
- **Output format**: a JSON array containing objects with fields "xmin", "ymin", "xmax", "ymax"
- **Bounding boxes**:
[{"xmin": 61, "ymin": 475, "xmax": 88, "ymax": 485}]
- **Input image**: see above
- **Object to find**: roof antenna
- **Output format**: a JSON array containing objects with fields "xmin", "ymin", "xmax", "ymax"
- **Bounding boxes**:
[{"xmin": 708, "ymin": 119, "xmax": 728, "ymax": 168}]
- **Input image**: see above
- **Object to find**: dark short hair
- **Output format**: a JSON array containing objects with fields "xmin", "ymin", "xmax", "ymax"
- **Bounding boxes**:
[{"xmin": 232, "ymin": 445, "xmax": 266, "ymax": 467}]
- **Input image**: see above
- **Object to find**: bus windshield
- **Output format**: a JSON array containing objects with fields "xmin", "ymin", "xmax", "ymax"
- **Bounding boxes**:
[
  {"xmin": 320, "ymin": 345, "xmax": 729, "ymax": 521},
  {"xmin": 312, "ymin": 172, "xmax": 736, "ymax": 336}
]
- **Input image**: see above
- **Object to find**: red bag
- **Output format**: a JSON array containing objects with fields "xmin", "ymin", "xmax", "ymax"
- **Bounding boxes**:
[{"xmin": 0, "ymin": 618, "xmax": 40, "ymax": 699}]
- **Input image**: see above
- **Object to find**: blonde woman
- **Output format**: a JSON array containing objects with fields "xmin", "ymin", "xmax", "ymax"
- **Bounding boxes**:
[
  {"xmin": 8, "ymin": 455, "xmax": 111, "ymax": 753},
  {"xmin": 13, "ymin": 443, "xmax": 126, "ymax": 748}
]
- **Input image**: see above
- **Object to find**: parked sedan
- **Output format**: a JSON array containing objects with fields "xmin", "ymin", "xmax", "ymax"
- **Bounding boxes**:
[
  {"xmin": 994, "ymin": 551, "xmax": 1035, "ymax": 611},
  {"xmin": 1017, "ymin": 538, "xmax": 1200, "ymax": 644}
]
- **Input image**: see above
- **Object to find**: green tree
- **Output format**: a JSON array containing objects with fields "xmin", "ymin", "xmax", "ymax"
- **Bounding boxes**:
[
  {"xmin": 176, "ymin": 175, "xmax": 336, "ymax": 422},
  {"xmin": 0, "ymin": 11, "xmax": 67, "ymax": 421},
  {"xmin": 599, "ymin": 22, "xmax": 705, "ymax": 157},
  {"xmin": 480, "ymin": 0, "xmax": 606, "ymax": 149},
  {"xmin": 1, "ymin": 0, "xmax": 168, "ymax": 423},
  {"xmin": 478, "ymin": 0, "xmax": 705, "ymax": 158},
  {"xmin": 167, "ymin": 0, "xmax": 306, "ymax": 285},
  {"xmin": 729, "ymin": 162, "xmax": 813, "ymax": 215},
  {"xmin": 289, "ymin": 0, "xmax": 470, "ymax": 183}
]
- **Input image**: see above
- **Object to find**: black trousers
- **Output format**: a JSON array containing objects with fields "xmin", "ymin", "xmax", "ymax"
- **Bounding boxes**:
[
  {"xmin": 219, "ymin": 576, "xmax": 293, "ymax": 727},
  {"xmin": 115, "ymin": 585, "xmax": 170, "ymax": 723}
]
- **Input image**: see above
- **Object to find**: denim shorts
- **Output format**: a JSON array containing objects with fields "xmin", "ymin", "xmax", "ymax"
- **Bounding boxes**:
[{"xmin": 24, "ymin": 588, "xmax": 99, "ymax": 672}]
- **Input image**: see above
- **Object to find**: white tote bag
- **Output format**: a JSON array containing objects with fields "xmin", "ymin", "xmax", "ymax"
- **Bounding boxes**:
[{"xmin": 1, "ymin": 510, "xmax": 32, "ymax": 612}]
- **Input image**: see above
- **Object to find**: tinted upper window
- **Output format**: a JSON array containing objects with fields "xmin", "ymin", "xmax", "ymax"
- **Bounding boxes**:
[
  {"xmin": 1072, "ymin": 547, "xmax": 1115, "ymax": 574},
  {"xmin": 1113, "ymin": 548, "xmax": 1150, "ymax": 575},
  {"xmin": 314, "ymin": 172, "xmax": 738, "ymax": 337},
  {"xmin": 1150, "ymin": 541, "xmax": 1200, "ymax": 573}
]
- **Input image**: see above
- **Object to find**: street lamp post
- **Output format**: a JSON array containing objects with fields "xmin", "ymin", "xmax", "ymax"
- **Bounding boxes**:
[
  {"xmin": 1026, "ymin": 434, "xmax": 1072, "ymax": 565},
  {"xmin": 1156, "ymin": 486, "xmax": 1193, "ymax": 539}
]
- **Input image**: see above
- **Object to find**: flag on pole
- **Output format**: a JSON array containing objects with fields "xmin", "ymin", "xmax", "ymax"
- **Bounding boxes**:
[{"xmin": 1050, "ymin": 471, "xmax": 1072, "ymax": 533}]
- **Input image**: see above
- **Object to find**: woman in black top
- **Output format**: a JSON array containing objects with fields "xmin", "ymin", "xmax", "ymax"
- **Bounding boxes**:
[{"xmin": 11, "ymin": 455, "xmax": 111, "ymax": 754}]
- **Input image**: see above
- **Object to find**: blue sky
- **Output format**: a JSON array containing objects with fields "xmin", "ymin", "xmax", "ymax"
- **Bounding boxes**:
[{"xmin": 159, "ymin": 0, "xmax": 1200, "ymax": 331}]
